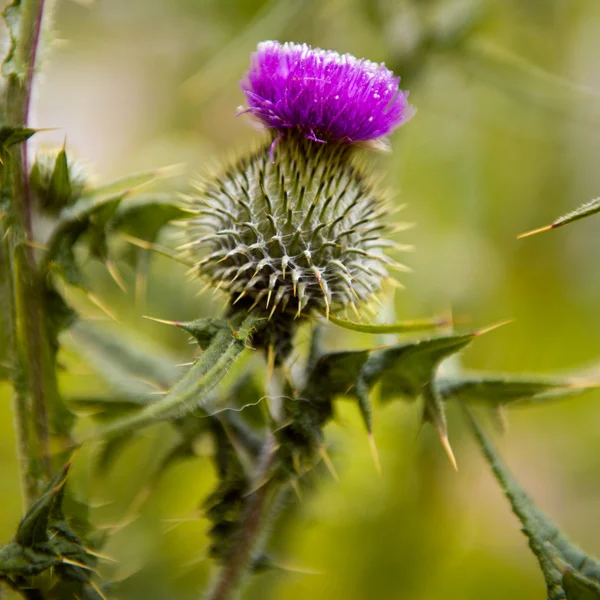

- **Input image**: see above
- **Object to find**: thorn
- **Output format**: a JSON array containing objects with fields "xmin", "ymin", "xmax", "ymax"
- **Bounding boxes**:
[
  {"xmin": 349, "ymin": 300, "xmax": 361, "ymax": 321},
  {"xmin": 83, "ymin": 548, "xmax": 118, "ymax": 563},
  {"xmin": 291, "ymin": 478, "xmax": 303, "ymax": 501},
  {"xmin": 90, "ymin": 579, "xmax": 109, "ymax": 600},
  {"xmin": 475, "ymin": 319, "xmax": 514, "ymax": 336},
  {"xmin": 319, "ymin": 446, "xmax": 339, "ymax": 482},
  {"xmin": 439, "ymin": 431, "xmax": 458, "ymax": 471},
  {"xmin": 60, "ymin": 558, "xmax": 95, "ymax": 571},
  {"xmin": 233, "ymin": 291, "xmax": 246, "ymax": 305},
  {"xmin": 368, "ymin": 434, "xmax": 382, "ymax": 476},
  {"xmin": 142, "ymin": 315, "xmax": 180, "ymax": 326},
  {"xmin": 106, "ymin": 259, "xmax": 127, "ymax": 293},
  {"xmin": 517, "ymin": 224, "xmax": 552, "ymax": 239},
  {"xmin": 268, "ymin": 302, "xmax": 278, "ymax": 321},
  {"xmin": 86, "ymin": 293, "xmax": 118, "ymax": 322}
]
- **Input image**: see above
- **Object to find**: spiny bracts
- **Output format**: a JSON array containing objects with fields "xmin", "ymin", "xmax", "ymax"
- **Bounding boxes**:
[{"xmin": 183, "ymin": 136, "xmax": 409, "ymax": 321}]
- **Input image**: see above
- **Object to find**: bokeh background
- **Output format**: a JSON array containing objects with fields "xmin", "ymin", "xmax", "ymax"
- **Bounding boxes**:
[{"xmin": 2, "ymin": 0, "xmax": 600, "ymax": 598}]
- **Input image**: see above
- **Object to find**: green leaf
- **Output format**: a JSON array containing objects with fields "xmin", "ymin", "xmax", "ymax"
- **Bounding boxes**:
[
  {"xmin": 111, "ymin": 193, "xmax": 188, "ymax": 242},
  {"xmin": 0, "ymin": 125, "xmax": 37, "ymax": 148},
  {"xmin": 15, "ymin": 462, "xmax": 70, "ymax": 548},
  {"xmin": 438, "ymin": 374, "xmax": 594, "ymax": 406},
  {"xmin": 84, "ymin": 165, "xmax": 182, "ymax": 199},
  {"xmin": 1, "ymin": 1, "xmax": 21, "ymax": 78},
  {"xmin": 87, "ymin": 313, "xmax": 263, "ymax": 439},
  {"xmin": 328, "ymin": 313, "xmax": 450, "ymax": 334},
  {"xmin": 68, "ymin": 321, "xmax": 181, "ymax": 406},
  {"xmin": 0, "ymin": 461, "xmax": 102, "ymax": 597},
  {"xmin": 563, "ymin": 570, "xmax": 600, "ymax": 600},
  {"xmin": 42, "ymin": 191, "xmax": 127, "ymax": 284},
  {"xmin": 369, "ymin": 331, "xmax": 477, "ymax": 402},
  {"xmin": 520, "ymin": 197, "xmax": 600, "ymax": 238},
  {"xmin": 464, "ymin": 407, "xmax": 600, "ymax": 599},
  {"xmin": 47, "ymin": 146, "xmax": 72, "ymax": 209},
  {"xmin": 152, "ymin": 317, "xmax": 232, "ymax": 351}
]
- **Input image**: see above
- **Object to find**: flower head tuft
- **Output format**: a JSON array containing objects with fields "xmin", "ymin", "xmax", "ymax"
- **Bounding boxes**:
[{"xmin": 241, "ymin": 41, "xmax": 413, "ymax": 144}]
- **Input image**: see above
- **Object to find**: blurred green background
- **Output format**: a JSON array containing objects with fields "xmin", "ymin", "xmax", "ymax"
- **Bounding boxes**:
[{"xmin": 2, "ymin": 0, "xmax": 600, "ymax": 598}]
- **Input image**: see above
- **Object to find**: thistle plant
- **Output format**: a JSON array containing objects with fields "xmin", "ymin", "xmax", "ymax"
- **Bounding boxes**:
[{"xmin": 1, "ymin": 3, "xmax": 600, "ymax": 600}]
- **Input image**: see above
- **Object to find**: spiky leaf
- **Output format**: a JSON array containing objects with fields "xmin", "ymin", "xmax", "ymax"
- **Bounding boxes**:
[
  {"xmin": 464, "ymin": 407, "xmax": 600, "ymax": 599},
  {"xmin": 0, "ymin": 462, "xmax": 103, "ymax": 598},
  {"xmin": 438, "ymin": 374, "xmax": 594, "ymax": 406},
  {"xmin": 88, "ymin": 313, "xmax": 263, "ymax": 439},
  {"xmin": 520, "ymin": 197, "xmax": 600, "ymax": 238},
  {"xmin": 0, "ymin": 126, "xmax": 36, "ymax": 148}
]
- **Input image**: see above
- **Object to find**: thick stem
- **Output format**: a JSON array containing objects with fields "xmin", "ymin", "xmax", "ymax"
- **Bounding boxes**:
[
  {"xmin": 1, "ymin": 230, "xmax": 36, "ymax": 507},
  {"xmin": 2, "ymin": 0, "xmax": 54, "ymax": 502},
  {"xmin": 207, "ymin": 435, "xmax": 278, "ymax": 600}
]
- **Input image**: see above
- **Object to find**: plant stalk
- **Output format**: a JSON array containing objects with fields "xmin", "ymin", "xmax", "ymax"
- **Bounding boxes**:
[
  {"xmin": 2, "ymin": 0, "xmax": 54, "ymax": 504},
  {"xmin": 208, "ymin": 434, "xmax": 278, "ymax": 600}
]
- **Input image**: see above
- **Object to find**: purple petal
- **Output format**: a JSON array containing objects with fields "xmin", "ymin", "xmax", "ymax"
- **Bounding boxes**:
[{"xmin": 240, "ymin": 41, "xmax": 413, "ymax": 143}]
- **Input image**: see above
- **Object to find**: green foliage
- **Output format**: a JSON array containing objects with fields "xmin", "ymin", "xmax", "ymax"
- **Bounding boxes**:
[
  {"xmin": 328, "ymin": 314, "xmax": 450, "ymax": 334},
  {"xmin": 520, "ymin": 197, "xmax": 600, "ymax": 238},
  {"xmin": 465, "ymin": 408, "xmax": 600, "ymax": 600},
  {"xmin": 29, "ymin": 146, "xmax": 87, "ymax": 215},
  {"xmin": 1, "ymin": 1, "xmax": 21, "ymax": 78},
  {"xmin": 0, "ymin": 126, "xmax": 37, "ymax": 148},
  {"xmin": 0, "ymin": 461, "xmax": 104, "ymax": 599},
  {"xmin": 111, "ymin": 193, "xmax": 188, "ymax": 243},
  {"xmin": 89, "ymin": 313, "xmax": 263, "ymax": 439},
  {"xmin": 438, "ymin": 374, "xmax": 593, "ymax": 406}
]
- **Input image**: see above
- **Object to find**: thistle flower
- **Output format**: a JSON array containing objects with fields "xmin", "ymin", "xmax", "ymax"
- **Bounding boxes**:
[
  {"xmin": 241, "ymin": 41, "xmax": 413, "ymax": 143},
  {"xmin": 184, "ymin": 42, "xmax": 412, "ymax": 343}
]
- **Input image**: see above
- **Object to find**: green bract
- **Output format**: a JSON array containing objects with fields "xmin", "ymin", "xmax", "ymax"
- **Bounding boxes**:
[{"xmin": 184, "ymin": 136, "xmax": 408, "ymax": 321}]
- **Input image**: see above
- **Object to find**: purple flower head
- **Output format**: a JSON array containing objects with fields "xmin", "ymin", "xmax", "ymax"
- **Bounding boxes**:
[{"xmin": 241, "ymin": 41, "xmax": 413, "ymax": 144}]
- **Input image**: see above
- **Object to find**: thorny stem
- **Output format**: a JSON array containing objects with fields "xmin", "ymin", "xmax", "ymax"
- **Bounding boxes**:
[
  {"xmin": 208, "ymin": 434, "xmax": 279, "ymax": 600},
  {"xmin": 3, "ymin": 0, "xmax": 53, "ymax": 504},
  {"xmin": 1, "ymin": 228, "xmax": 35, "ymax": 508}
]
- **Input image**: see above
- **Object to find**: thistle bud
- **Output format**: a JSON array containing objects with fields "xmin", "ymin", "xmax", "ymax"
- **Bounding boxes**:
[{"xmin": 184, "ymin": 41, "xmax": 412, "ymax": 335}]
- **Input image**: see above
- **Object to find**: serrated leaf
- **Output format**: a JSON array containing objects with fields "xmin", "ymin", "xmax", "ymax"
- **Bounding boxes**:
[
  {"xmin": 88, "ymin": 313, "xmax": 262, "ymax": 439},
  {"xmin": 520, "ymin": 197, "xmax": 600, "ymax": 238},
  {"xmin": 437, "ymin": 374, "xmax": 593, "ymax": 406},
  {"xmin": 369, "ymin": 331, "xmax": 477, "ymax": 402},
  {"xmin": 0, "ymin": 125, "xmax": 37, "ymax": 148},
  {"xmin": 111, "ymin": 193, "xmax": 188, "ymax": 242},
  {"xmin": 298, "ymin": 331, "xmax": 477, "ymax": 439},
  {"xmin": 0, "ymin": 461, "xmax": 103, "ymax": 597},
  {"xmin": 15, "ymin": 462, "xmax": 70, "ymax": 547},
  {"xmin": 43, "ymin": 192, "xmax": 127, "ymax": 284},
  {"xmin": 464, "ymin": 407, "xmax": 600, "ymax": 599},
  {"xmin": 175, "ymin": 317, "xmax": 231, "ymax": 351}
]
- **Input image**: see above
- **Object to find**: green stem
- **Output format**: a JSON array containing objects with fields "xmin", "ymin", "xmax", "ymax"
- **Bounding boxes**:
[
  {"xmin": 207, "ymin": 435, "xmax": 278, "ymax": 600},
  {"xmin": 1, "ymin": 226, "xmax": 36, "ymax": 508},
  {"xmin": 3, "ymin": 0, "xmax": 54, "ymax": 502}
]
